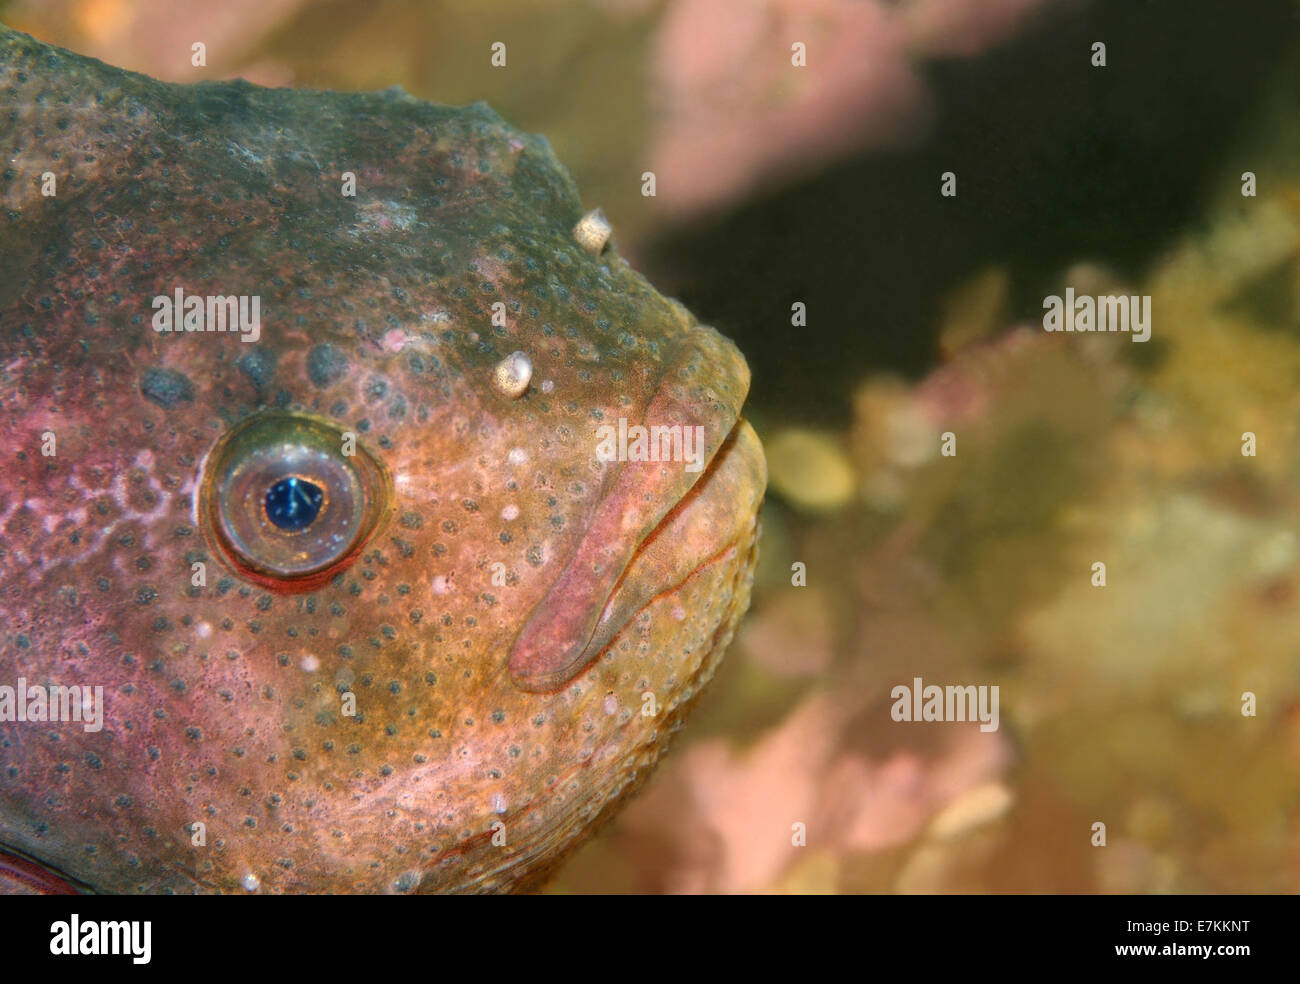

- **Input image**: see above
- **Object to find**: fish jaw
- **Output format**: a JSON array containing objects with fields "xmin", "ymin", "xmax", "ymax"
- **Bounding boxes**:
[{"xmin": 440, "ymin": 428, "xmax": 765, "ymax": 892}]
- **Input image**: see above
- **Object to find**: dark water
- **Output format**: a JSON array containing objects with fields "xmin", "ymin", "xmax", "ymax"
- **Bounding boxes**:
[{"xmin": 646, "ymin": 0, "xmax": 1299, "ymax": 425}]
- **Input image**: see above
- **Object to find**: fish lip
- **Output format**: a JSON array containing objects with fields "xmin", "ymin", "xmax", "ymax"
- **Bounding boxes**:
[
  {"xmin": 505, "ymin": 322, "xmax": 755, "ymax": 694},
  {"xmin": 506, "ymin": 415, "xmax": 765, "ymax": 694}
]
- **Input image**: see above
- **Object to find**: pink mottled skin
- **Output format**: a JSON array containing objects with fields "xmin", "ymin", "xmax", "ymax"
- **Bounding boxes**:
[{"xmin": 0, "ymin": 26, "xmax": 764, "ymax": 893}]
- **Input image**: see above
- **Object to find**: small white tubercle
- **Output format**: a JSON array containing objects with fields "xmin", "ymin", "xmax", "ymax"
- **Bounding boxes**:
[
  {"xmin": 573, "ymin": 208, "xmax": 612, "ymax": 256},
  {"xmin": 492, "ymin": 351, "xmax": 532, "ymax": 399}
]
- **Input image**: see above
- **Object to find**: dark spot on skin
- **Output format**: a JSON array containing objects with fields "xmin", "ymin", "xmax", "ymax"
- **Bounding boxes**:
[
  {"xmin": 237, "ymin": 349, "xmax": 277, "ymax": 392},
  {"xmin": 306, "ymin": 343, "xmax": 349, "ymax": 387},
  {"xmin": 140, "ymin": 368, "xmax": 194, "ymax": 408}
]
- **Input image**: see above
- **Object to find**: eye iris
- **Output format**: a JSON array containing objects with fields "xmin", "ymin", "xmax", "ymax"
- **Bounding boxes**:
[
  {"xmin": 199, "ymin": 411, "xmax": 392, "ymax": 585},
  {"xmin": 265, "ymin": 476, "xmax": 324, "ymax": 531}
]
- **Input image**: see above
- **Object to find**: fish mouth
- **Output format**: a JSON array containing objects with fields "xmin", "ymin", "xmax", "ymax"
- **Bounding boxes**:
[{"xmin": 507, "ymin": 328, "xmax": 766, "ymax": 694}]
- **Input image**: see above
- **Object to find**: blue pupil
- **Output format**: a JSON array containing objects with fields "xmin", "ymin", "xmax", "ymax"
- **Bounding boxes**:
[{"xmin": 265, "ymin": 476, "xmax": 324, "ymax": 531}]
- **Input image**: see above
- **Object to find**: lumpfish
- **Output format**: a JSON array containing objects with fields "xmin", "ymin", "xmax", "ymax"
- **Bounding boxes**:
[{"xmin": 0, "ymin": 25, "xmax": 764, "ymax": 893}]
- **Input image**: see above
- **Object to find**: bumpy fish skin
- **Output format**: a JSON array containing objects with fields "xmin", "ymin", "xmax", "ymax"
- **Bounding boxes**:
[{"xmin": 0, "ymin": 26, "xmax": 764, "ymax": 893}]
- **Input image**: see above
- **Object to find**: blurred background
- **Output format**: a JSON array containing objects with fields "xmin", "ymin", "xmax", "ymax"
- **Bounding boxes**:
[{"xmin": 10, "ymin": 0, "xmax": 1300, "ymax": 892}]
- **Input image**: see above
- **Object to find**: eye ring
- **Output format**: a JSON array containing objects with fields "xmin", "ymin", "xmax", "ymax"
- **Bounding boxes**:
[{"xmin": 199, "ymin": 412, "xmax": 392, "ymax": 588}]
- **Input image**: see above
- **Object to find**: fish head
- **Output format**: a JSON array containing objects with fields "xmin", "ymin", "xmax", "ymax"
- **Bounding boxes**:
[{"xmin": 0, "ymin": 27, "xmax": 765, "ymax": 893}]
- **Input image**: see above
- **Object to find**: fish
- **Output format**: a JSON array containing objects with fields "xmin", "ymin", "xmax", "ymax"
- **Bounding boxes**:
[{"xmin": 0, "ymin": 24, "xmax": 765, "ymax": 893}]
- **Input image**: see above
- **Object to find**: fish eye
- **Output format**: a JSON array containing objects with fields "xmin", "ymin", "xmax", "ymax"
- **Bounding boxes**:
[{"xmin": 199, "ymin": 412, "xmax": 391, "ymax": 586}]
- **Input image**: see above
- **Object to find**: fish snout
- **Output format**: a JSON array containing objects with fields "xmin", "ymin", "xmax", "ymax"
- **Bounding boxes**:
[{"xmin": 507, "ymin": 325, "xmax": 765, "ymax": 693}]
